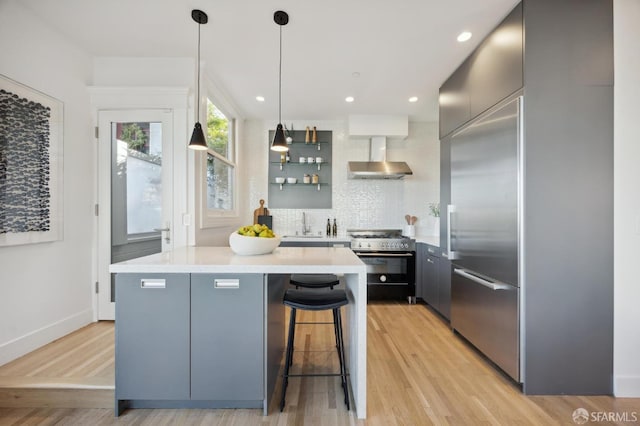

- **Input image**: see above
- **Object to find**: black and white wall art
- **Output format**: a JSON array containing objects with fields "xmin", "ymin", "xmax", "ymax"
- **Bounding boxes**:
[{"xmin": 0, "ymin": 74, "xmax": 63, "ymax": 246}]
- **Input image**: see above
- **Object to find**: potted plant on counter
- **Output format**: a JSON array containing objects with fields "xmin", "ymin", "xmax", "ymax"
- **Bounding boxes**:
[{"xmin": 428, "ymin": 202, "xmax": 440, "ymax": 236}]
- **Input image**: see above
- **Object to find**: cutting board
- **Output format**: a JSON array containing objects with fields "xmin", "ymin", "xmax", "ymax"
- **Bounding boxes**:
[{"xmin": 253, "ymin": 199, "xmax": 269, "ymax": 224}]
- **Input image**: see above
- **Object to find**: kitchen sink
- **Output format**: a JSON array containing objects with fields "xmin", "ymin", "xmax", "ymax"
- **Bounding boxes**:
[{"xmin": 282, "ymin": 234, "xmax": 323, "ymax": 238}]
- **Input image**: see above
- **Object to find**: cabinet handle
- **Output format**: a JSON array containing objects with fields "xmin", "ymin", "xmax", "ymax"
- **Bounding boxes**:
[
  {"xmin": 140, "ymin": 279, "xmax": 166, "ymax": 289},
  {"xmin": 427, "ymin": 258, "xmax": 434, "ymax": 264},
  {"xmin": 447, "ymin": 204, "xmax": 459, "ymax": 260},
  {"xmin": 453, "ymin": 268, "xmax": 512, "ymax": 291},
  {"xmin": 214, "ymin": 279, "xmax": 240, "ymax": 289},
  {"xmin": 427, "ymin": 248, "xmax": 435, "ymax": 254}
]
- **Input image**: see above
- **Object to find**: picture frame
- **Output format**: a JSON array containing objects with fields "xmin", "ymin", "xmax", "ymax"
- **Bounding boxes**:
[{"xmin": 0, "ymin": 74, "xmax": 64, "ymax": 246}]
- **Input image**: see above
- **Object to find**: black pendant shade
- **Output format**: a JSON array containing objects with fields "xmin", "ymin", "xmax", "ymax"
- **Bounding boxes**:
[
  {"xmin": 188, "ymin": 9, "xmax": 208, "ymax": 151},
  {"xmin": 189, "ymin": 122, "xmax": 208, "ymax": 150},
  {"xmin": 271, "ymin": 123, "xmax": 288, "ymax": 152},
  {"xmin": 270, "ymin": 11, "xmax": 289, "ymax": 152}
]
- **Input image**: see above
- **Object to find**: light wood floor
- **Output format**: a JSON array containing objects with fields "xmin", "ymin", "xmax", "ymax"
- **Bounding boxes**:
[{"xmin": 0, "ymin": 302, "xmax": 638, "ymax": 425}]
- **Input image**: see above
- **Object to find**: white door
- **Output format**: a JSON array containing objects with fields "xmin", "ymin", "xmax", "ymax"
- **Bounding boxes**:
[{"xmin": 97, "ymin": 110, "xmax": 174, "ymax": 320}]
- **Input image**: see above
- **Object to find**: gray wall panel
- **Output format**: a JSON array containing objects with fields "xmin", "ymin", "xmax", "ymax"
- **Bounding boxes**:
[{"xmin": 522, "ymin": 0, "xmax": 613, "ymax": 394}]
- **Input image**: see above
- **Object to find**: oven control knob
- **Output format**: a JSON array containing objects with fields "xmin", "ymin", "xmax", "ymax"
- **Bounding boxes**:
[
  {"xmin": 367, "ymin": 243, "xmax": 371, "ymax": 248},
  {"xmin": 380, "ymin": 275, "xmax": 387, "ymax": 282}
]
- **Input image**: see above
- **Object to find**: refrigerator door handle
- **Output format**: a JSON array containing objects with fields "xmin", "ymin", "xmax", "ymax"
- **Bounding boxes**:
[
  {"xmin": 447, "ymin": 204, "xmax": 459, "ymax": 260},
  {"xmin": 454, "ymin": 268, "xmax": 512, "ymax": 291}
]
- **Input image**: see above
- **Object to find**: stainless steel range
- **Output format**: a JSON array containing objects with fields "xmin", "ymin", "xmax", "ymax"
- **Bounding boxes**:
[{"xmin": 348, "ymin": 229, "xmax": 416, "ymax": 303}]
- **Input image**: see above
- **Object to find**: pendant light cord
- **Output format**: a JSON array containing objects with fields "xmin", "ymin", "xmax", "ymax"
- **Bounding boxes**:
[
  {"xmin": 278, "ymin": 25, "xmax": 282, "ymax": 124},
  {"xmin": 196, "ymin": 20, "xmax": 201, "ymax": 122}
]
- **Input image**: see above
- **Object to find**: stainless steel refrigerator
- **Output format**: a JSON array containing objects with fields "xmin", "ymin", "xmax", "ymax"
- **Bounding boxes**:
[{"xmin": 448, "ymin": 95, "xmax": 522, "ymax": 382}]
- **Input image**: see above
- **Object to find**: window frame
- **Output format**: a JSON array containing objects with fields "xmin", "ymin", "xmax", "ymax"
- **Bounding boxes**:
[{"xmin": 198, "ymin": 96, "xmax": 239, "ymax": 228}]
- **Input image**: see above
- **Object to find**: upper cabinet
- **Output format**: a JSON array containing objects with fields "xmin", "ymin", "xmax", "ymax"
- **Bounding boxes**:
[{"xmin": 439, "ymin": 3, "xmax": 523, "ymax": 138}]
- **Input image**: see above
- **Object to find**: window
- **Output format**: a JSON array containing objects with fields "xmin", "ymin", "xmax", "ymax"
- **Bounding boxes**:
[{"xmin": 203, "ymin": 99, "xmax": 236, "ymax": 218}]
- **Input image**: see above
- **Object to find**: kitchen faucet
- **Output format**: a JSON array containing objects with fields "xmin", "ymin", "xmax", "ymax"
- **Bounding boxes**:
[{"xmin": 302, "ymin": 212, "xmax": 311, "ymax": 235}]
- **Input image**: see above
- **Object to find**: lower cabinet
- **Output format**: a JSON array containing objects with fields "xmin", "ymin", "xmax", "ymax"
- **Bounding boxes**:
[
  {"xmin": 437, "ymin": 257, "xmax": 451, "ymax": 320},
  {"xmin": 191, "ymin": 274, "xmax": 264, "ymax": 400},
  {"xmin": 115, "ymin": 273, "xmax": 265, "ymax": 408},
  {"xmin": 115, "ymin": 273, "xmax": 191, "ymax": 400},
  {"xmin": 416, "ymin": 243, "xmax": 451, "ymax": 320}
]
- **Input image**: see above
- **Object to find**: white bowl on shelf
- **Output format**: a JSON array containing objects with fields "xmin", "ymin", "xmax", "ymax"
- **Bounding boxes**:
[
  {"xmin": 229, "ymin": 232, "xmax": 281, "ymax": 255},
  {"xmin": 275, "ymin": 177, "xmax": 285, "ymax": 184},
  {"xmin": 286, "ymin": 177, "xmax": 298, "ymax": 184}
]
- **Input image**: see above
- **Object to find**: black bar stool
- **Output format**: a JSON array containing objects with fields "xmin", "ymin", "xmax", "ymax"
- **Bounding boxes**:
[
  {"xmin": 290, "ymin": 273, "xmax": 340, "ymax": 289},
  {"xmin": 279, "ymin": 288, "xmax": 350, "ymax": 412}
]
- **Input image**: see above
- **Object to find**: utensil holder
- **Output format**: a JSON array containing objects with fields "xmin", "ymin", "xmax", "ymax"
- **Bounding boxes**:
[{"xmin": 403, "ymin": 225, "xmax": 415, "ymax": 237}]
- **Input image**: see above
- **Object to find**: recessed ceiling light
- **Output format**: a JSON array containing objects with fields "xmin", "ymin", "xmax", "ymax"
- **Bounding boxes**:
[
  {"xmin": 457, "ymin": 31, "xmax": 472, "ymax": 42},
  {"xmin": 345, "ymin": 96, "xmax": 355, "ymax": 103},
  {"xmin": 408, "ymin": 96, "xmax": 418, "ymax": 103},
  {"xmin": 256, "ymin": 96, "xmax": 265, "ymax": 102}
]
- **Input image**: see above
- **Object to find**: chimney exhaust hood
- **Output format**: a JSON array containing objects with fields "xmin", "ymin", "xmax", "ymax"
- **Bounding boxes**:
[{"xmin": 348, "ymin": 136, "xmax": 413, "ymax": 179}]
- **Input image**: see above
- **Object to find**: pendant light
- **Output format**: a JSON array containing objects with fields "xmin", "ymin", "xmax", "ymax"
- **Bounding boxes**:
[
  {"xmin": 188, "ymin": 9, "xmax": 209, "ymax": 150},
  {"xmin": 270, "ymin": 11, "xmax": 289, "ymax": 152}
]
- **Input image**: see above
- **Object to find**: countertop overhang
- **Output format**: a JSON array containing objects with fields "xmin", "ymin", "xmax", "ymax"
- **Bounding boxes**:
[{"xmin": 109, "ymin": 246, "xmax": 366, "ymax": 274}]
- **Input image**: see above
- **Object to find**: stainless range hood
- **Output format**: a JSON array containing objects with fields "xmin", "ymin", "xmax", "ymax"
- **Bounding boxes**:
[{"xmin": 348, "ymin": 136, "xmax": 413, "ymax": 179}]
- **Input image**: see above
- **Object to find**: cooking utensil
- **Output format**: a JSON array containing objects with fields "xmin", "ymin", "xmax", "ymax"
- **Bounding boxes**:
[
  {"xmin": 411, "ymin": 216, "xmax": 417, "ymax": 225},
  {"xmin": 405, "ymin": 214, "xmax": 411, "ymax": 225}
]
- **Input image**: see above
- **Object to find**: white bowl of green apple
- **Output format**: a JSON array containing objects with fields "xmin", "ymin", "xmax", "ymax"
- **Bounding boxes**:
[{"xmin": 229, "ymin": 224, "xmax": 281, "ymax": 255}]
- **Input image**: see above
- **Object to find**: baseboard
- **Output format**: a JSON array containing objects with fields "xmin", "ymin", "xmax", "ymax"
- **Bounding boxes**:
[
  {"xmin": 614, "ymin": 375, "xmax": 640, "ymax": 397},
  {"xmin": 0, "ymin": 309, "xmax": 94, "ymax": 366}
]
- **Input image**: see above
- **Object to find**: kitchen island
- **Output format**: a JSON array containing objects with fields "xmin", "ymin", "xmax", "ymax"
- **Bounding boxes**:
[{"xmin": 109, "ymin": 246, "xmax": 367, "ymax": 419}]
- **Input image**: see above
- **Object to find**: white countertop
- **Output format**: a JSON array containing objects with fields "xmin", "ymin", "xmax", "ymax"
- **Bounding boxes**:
[
  {"xmin": 414, "ymin": 235, "xmax": 440, "ymax": 247},
  {"xmin": 109, "ymin": 246, "xmax": 365, "ymax": 274}
]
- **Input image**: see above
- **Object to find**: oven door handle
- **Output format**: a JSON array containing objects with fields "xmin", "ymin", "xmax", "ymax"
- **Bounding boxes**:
[{"xmin": 355, "ymin": 252, "xmax": 414, "ymax": 257}]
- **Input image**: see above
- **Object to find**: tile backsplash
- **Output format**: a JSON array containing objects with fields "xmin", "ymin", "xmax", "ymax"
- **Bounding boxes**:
[{"xmin": 243, "ymin": 119, "xmax": 440, "ymax": 237}]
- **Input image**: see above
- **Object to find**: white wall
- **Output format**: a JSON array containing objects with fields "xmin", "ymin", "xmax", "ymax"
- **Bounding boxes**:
[
  {"xmin": 0, "ymin": 1, "xmax": 94, "ymax": 365},
  {"xmin": 613, "ymin": 0, "xmax": 640, "ymax": 397},
  {"xmin": 243, "ymin": 120, "xmax": 440, "ymax": 237}
]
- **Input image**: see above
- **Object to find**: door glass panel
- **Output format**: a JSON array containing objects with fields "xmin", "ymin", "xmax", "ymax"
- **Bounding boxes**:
[
  {"xmin": 113, "ymin": 122, "xmax": 163, "ymax": 236},
  {"xmin": 110, "ymin": 121, "xmax": 163, "ymax": 301}
]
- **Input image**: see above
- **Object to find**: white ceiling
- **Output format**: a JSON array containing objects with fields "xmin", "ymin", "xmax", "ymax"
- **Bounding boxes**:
[{"xmin": 19, "ymin": 0, "xmax": 519, "ymax": 122}]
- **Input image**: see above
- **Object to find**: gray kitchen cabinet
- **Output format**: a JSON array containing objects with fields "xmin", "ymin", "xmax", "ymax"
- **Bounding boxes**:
[
  {"xmin": 439, "ymin": 3, "xmax": 523, "ymax": 138},
  {"xmin": 437, "ymin": 257, "xmax": 451, "ymax": 321},
  {"xmin": 415, "ymin": 244, "xmax": 425, "ymax": 299},
  {"xmin": 115, "ymin": 273, "xmax": 190, "ymax": 401},
  {"xmin": 424, "ymin": 246, "xmax": 439, "ymax": 311},
  {"xmin": 280, "ymin": 241, "xmax": 328, "ymax": 247},
  {"xmin": 438, "ymin": 0, "xmax": 613, "ymax": 394},
  {"xmin": 417, "ymin": 243, "xmax": 447, "ymax": 319},
  {"xmin": 191, "ymin": 274, "xmax": 264, "ymax": 401},
  {"xmin": 438, "ymin": 59, "xmax": 471, "ymax": 138},
  {"xmin": 268, "ymin": 129, "xmax": 332, "ymax": 209},
  {"xmin": 467, "ymin": 3, "xmax": 523, "ymax": 119},
  {"xmin": 280, "ymin": 240, "xmax": 348, "ymax": 248},
  {"xmin": 115, "ymin": 272, "xmax": 281, "ymax": 414}
]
